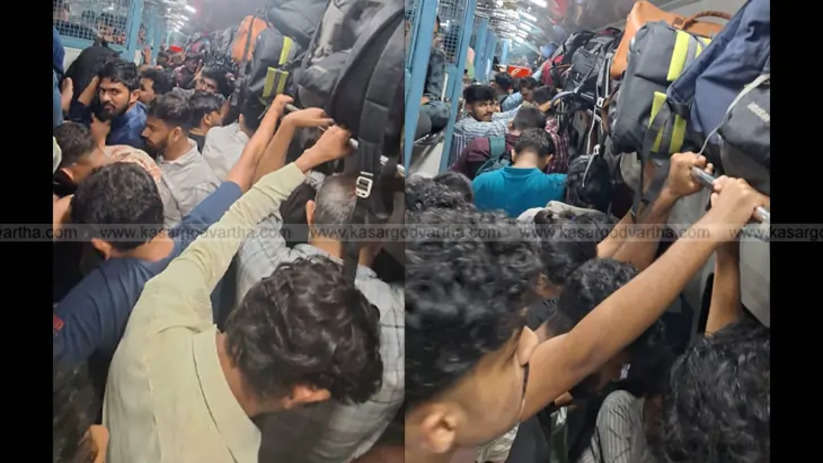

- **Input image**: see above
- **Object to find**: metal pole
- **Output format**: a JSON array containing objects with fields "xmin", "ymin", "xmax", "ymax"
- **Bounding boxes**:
[
  {"xmin": 123, "ymin": 0, "xmax": 145, "ymax": 63},
  {"xmin": 439, "ymin": 0, "xmax": 477, "ymax": 173},
  {"xmin": 403, "ymin": 0, "xmax": 438, "ymax": 170},
  {"xmin": 474, "ymin": 19, "xmax": 488, "ymax": 83},
  {"xmin": 500, "ymin": 38, "xmax": 510, "ymax": 66}
]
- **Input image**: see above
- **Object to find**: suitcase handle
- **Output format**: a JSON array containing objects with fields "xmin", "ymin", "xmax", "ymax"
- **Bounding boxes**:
[{"xmin": 675, "ymin": 10, "xmax": 733, "ymax": 29}]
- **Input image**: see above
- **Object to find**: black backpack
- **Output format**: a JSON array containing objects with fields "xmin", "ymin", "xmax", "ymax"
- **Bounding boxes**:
[
  {"xmin": 474, "ymin": 136, "xmax": 510, "ymax": 176},
  {"xmin": 295, "ymin": 0, "xmax": 405, "ymax": 282},
  {"xmin": 565, "ymin": 153, "xmax": 614, "ymax": 214},
  {"xmin": 566, "ymin": 29, "xmax": 622, "ymax": 105}
]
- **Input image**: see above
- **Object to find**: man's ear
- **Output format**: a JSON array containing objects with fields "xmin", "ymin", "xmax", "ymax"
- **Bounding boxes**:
[
  {"xmin": 129, "ymin": 90, "xmax": 139, "ymax": 106},
  {"xmin": 283, "ymin": 384, "xmax": 331, "ymax": 409},
  {"xmin": 305, "ymin": 200, "xmax": 317, "ymax": 228},
  {"xmin": 418, "ymin": 406, "xmax": 459, "ymax": 455},
  {"xmin": 90, "ymin": 238, "xmax": 114, "ymax": 260},
  {"xmin": 58, "ymin": 166, "xmax": 76, "ymax": 185}
]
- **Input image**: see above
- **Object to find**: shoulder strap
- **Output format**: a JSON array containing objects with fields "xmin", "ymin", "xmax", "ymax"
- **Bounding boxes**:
[{"xmin": 489, "ymin": 135, "xmax": 506, "ymax": 159}]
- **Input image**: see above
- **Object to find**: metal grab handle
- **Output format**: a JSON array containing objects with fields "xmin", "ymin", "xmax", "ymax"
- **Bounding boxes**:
[{"xmin": 691, "ymin": 167, "xmax": 770, "ymax": 223}]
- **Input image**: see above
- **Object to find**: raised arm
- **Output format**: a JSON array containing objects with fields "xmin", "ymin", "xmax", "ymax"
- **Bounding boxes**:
[
  {"xmin": 520, "ymin": 177, "xmax": 769, "ymax": 420},
  {"xmin": 251, "ymin": 107, "xmax": 333, "ymax": 184},
  {"xmin": 135, "ymin": 126, "xmax": 354, "ymax": 324},
  {"xmin": 705, "ymin": 240, "xmax": 743, "ymax": 334},
  {"xmin": 225, "ymin": 94, "xmax": 293, "ymax": 192}
]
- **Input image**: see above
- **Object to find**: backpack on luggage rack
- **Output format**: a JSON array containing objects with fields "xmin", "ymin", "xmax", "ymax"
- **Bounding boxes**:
[
  {"xmin": 565, "ymin": 29, "xmax": 622, "ymax": 105},
  {"xmin": 295, "ymin": 0, "xmax": 405, "ymax": 283}
]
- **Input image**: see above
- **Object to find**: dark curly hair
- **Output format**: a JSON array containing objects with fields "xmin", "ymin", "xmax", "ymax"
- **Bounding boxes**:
[
  {"xmin": 405, "ymin": 207, "xmax": 543, "ymax": 406},
  {"xmin": 433, "ymin": 171, "xmax": 474, "ymax": 203},
  {"xmin": 533, "ymin": 210, "xmax": 598, "ymax": 286},
  {"xmin": 53, "ymin": 361, "xmax": 99, "ymax": 463},
  {"xmin": 147, "ymin": 92, "xmax": 193, "ymax": 131},
  {"xmin": 98, "ymin": 59, "xmax": 139, "ymax": 91},
  {"xmin": 653, "ymin": 317, "xmax": 770, "ymax": 463},
  {"xmin": 515, "ymin": 128, "xmax": 555, "ymax": 159},
  {"xmin": 405, "ymin": 175, "xmax": 472, "ymax": 212},
  {"xmin": 225, "ymin": 256, "xmax": 383, "ymax": 404},
  {"xmin": 70, "ymin": 163, "xmax": 164, "ymax": 251}
]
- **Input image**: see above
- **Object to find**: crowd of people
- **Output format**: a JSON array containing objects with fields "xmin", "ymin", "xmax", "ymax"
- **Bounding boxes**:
[{"xmin": 52, "ymin": 14, "xmax": 404, "ymax": 462}]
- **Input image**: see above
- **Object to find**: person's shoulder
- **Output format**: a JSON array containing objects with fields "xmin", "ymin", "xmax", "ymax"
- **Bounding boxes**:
[{"xmin": 56, "ymin": 259, "xmax": 146, "ymax": 315}]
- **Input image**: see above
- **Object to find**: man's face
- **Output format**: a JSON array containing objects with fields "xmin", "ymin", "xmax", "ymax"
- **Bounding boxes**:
[
  {"xmin": 98, "ymin": 78, "xmax": 135, "ymax": 120},
  {"xmin": 185, "ymin": 58, "xmax": 199, "ymax": 73},
  {"xmin": 521, "ymin": 87, "xmax": 535, "ymax": 103},
  {"xmin": 195, "ymin": 76, "xmax": 219, "ymax": 94},
  {"xmin": 141, "ymin": 116, "xmax": 174, "ymax": 157},
  {"xmin": 138, "ymin": 78, "xmax": 156, "ymax": 105},
  {"xmin": 157, "ymin": 56, "xmax": 169, "ymax": 68},
  {"xmin": 468, "ymin": 100, "xmax": 495, "ymax": 122}
]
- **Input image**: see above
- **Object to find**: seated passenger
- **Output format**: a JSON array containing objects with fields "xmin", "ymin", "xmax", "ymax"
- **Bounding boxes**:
[
  {"xmin": 188, "ymin": 91, "xmax": 227, "ymax": 152},
  {"xmin": 472, "ymin": 128, "xmax": 567, "ymax": 217}
]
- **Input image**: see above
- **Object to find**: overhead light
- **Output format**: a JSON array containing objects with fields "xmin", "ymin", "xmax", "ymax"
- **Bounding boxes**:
[
  {"xmin": 185, "ymin": 5, "xmax": 196, "ymax": 13},
  {"xmin": 519, "ymin": 11, "xmax": 537, "ymax": 22},
  {"xmin": 530, "ymin": 0, "xmax": 548, "ymax": 7}
]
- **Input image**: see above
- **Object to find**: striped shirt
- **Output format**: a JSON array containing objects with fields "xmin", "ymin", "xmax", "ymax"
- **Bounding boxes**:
[
  {"xmin": 577, "ymin": 391, "xmax": 656, "ymax": 463},
  {"xmin": 451, "ymin": 105, "xmax": 521, "ymax": 165},
  {"xmin": 546, "ymin": 116, "xmax": 570, "ymax": 174}
]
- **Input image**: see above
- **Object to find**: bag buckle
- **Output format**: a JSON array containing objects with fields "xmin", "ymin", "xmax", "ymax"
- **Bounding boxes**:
[
  {"xmin": 355, "ymin": 173, "xmax": 374, "ymax": 199},
  {"xmin": 596, "ymin": 97, "xmax": 605, "ymax": 109},
  {"xmin": 593, "ymin": 144, "xmax": 601, "ymax": 156}
]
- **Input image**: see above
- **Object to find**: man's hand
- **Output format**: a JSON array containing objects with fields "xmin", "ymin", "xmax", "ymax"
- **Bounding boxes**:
[
  {"xmin": 664, "ymin": 152, "xmax": 714, "ymax": 198},
  {"xmin": 60, "ymin": 77, "xmax": 74, "ymax": 113},
  {"xmin": 705, "ymin": 176, "xmax": 770, "ymax": 241},
  {"xmin": 270, "ymin": 94, "xmax": 294, "ymax": 118},
  {"xmin": 78, "ymin": 75, "xmax": 100, "ymax": 107},
  {"xmin": 420, "ymin": 96, "xmax": 430, "ymax": 105},
  {"xmin": 90, "ymin": 113, "xmax": 111, "ymax": 149},
  {"xmin": 295, "ymin": 125, "xmax": 353, "ymax": 173},
  {"xmin": 283, "ymin": 107, "xmax": 334, "ymax": 129}
]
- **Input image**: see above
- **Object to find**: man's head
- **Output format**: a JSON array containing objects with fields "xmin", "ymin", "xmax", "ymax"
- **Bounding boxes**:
[
  {"xmin": 533, "ymin": 85, "xmax": 557, "ymax": 109},
  {"xmin": 653, "ymin": 318, "xmax": 770, "ymax": 463},
  {"xmin": 491, "ymin": 72, "xmax": 513, "ymax": 96},
  {"xmin": 71, "ymin": 163, "xmax": 163, "ymax": 259},
  {"xmin": 142, "ymin": 93, "xmax": 192, "ymax": 157},
  {"xmin": 53, "ymin": 0, "xmax": 70, "ymax": 21},
  {"xmin": 138, "ymin": 68, "xmax": 173, "ymax": 105},
  {"xmin": 434, "ymin": 171, "xmax": 474, "ymax": 203},
  {"xmin": 184, "ymin": 53, "xmax": 200, "ymax": 73},
  {"xmin": 225, "ymin": 256, "xmax": 383, "ymax": 409},
  {"xmin": 406, "ymin": 207, "xmax": 543, "ymax": 455},
  {"xmin": 532, "ymin": 211, "xmax": 598, "ymax": 296},
  {"xmin": 405, "ymin": 175, "xmax": 472, "ymax": 212},
  {"xmin": 557, "ymin": 259, "xmax": 666, "ymax": 397},
  {"xmin": 157, "ymin": 50, "xmax": 170, "ymax": 69},
  {"xmin": 510, "ymin": 106, "xmax": 547, "ymax": 136},
  {"xmin": 53, "ymin": 361, "xmax": 108, "ymax": 463},
  {"xmin": 196, "ymin": 66, "xmax": 231, "ymax": 98},
  {"xmin": 96, "ymin": 59, "xmax": 140, "ymax": 121},
  {"xmin": 305, "ymin": 174, "xmax": 357, "ymax": 239},
  {"xmin": 189, "ymin": 91, "xmax": 227, "ymax": 132},
  {"xmin": 237, "ymin": 86, "xmax": 266, "ymax": 134},
  {"xmin": 513, "ymin": 128, "xmax": 555, "ymax": 170},
  {"xmin": 463, "ymin": 84, "xmax": 496, "ymax": 122},
  {"xmin": 519, "ymin": 77, "xmax": 539, "ymax": 103},
  {"xmin": 54, "ymin": 122, "xmax": 107, "ymax": 186}
]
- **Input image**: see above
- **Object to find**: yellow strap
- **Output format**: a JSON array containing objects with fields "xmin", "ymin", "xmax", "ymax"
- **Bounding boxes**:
[
  {"xmin": 274, "ymin": 69, "xmax": 289, "ymax": 95},
  {"xmin": 650, "ymin": 92, "xmax": 667, "ymax": 152},
  {"xmin": 279, "ymin": 36, "xmax": 294, "ymax": 66},
  {"xmin": 263, "ymin": 67, "xmax": 277, "ymax": 99},
  {"xmin": 670, "ymin": 114, "xmax": 686, "ymax": 154},
  {"xmin": 667, "ymin": 30, "xmax": 691, "ymax": 81}
]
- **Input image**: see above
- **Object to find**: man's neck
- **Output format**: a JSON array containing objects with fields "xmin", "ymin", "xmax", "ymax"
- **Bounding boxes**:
[
  {"xmin": 116, "ymin": 229, "xmax": 174, "ymax": 261},
  {"xmin": 308, "ymin": 236, "xmax": 376, "ymax": 267},
  {"xmin": 162, "ymin": 137, "xmax": 192, "ymax": 161},
  {"xmin": 216, "ymin": 332, "xmax": 269, "ymax": 418},
  {"xmin": 512, "ymin": 157, "xmax": 540, "ymax": 169},
  {"xmin": 405, "ymin": 446, "xmax": 454, "ymax": 463},
  {"xmin": 190, "ymin": 125, "xmax": 208, "ymax": 136},
  {"xmin": 238, "ymin": 120, "xmax": 254, "ymax": 138}
]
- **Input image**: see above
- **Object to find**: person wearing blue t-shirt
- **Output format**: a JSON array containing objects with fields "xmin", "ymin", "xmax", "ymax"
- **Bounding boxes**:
[{"xmin": 472, "ymin": 128, "xmax": 567, "ymax": 218}]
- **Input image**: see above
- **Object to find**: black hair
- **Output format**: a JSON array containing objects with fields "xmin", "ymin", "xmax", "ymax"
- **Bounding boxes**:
[
  {"xmin": 406, "ymin": 207, "xmax": 543, "ymax": 406},
  {"xmin": 53, "ymin": 361, "xmax": 99, "ymax": 463},
  {"xmin": 519, "ymin": 77, "xmax": 539, "ymax": 90},
  {"xmin": 238, "ymin": 85, "xmax": 266, "ymax": 131},
  {"xmin": 654, "ymin": 317, "xmax": 770, "ymax": 463},
  {"xmin": 514, "ymin": 128, "xmax": 554, "ymax": 158},
  {"xmin": 54, "ymin": 122, "xmax": 96, "ymax": 168},
  {"xmin": 188, "ymin": 91, "xmax": 226, "ymax": 127},
  {"xmin": 494, "ymin": 72, "xmax": 513, "ymax": 91},
  {"xmin": 433, "ymin": 171, "xmax": 474, "ymax": 203},
  {"xmin": 98, "ymin": 59, "xmax": 139, "ymax": 92},
  {"xmin": 405, "ymin": 175, "xmax": 472, "ymax": 212},
  {"xmin": 512, "ymin": 77, "xmax": 522, "ymax": 92},
  {"xmin": 463, "ymin": 84, "xmax": 495, "ymax": 104},
  {"xmin": 278, "ymin": 181, "xmax": 317, "ymax": 247},
  {"xmin": 200, "ymin": 65, "xmax": 232, "ymax": 98},
  {"xmin": 140, "ymin": 67, "xmax": 173, "ymax": 95},
  {"xmin": 533, "ymin": 85, "xmax": 557, "ymax": 105},
  {"xmin": 146, "ymin": 92, "xmax": 193, "ymax": 131},
  {"xmin": 512, "ymin": 106, "xmax": 547, "ymax": 131},
  {"xmin": 533, "ymin": 211, "xmax": 598, "ymax": 286},
  {"xmin": 312, "ymin": 174, "xmax": 358, "ymax": 237},
  {"xmin": 225, "ymin": 256, "xmax": 383, "ymax": 403},
  {"xmin": 71, "ymin": 163, "xmax": 163, "ymax": 251}
]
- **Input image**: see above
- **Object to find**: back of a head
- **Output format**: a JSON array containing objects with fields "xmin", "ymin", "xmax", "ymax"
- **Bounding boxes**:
[
  {"xmin": 98, "ymin": 59, "xmax": 139, "ymax": 92},
  {"xmin": 147, "ymin": 92, "xmax": 192, "ymax": 131},
  {"xmin": 512, "ymin": 106, "xmax": 547, "ymax": 132},
  {"xmin": 279, "ymin": 181, "xmax": 318, "ymax": 247},
  {"xmin": 239, "ymin": 85, "xmax": 266, "ymax": 132},
  {"xmin": 433, "ymin": 171, "xmax": 474, "ymax": 203},
  {"xmin": 533, "ymin": 85, "xmax": 557, "ymax": 106},
  {"xmin": 140, "ymin": 67, "xmax": 173, "ymax": 95},
  {"xmin": 533, "ymin": 210, "xmax": 598, "ymax": 287},
  {"xmin": 519, "ymin": 77, "xmax": 538, "ymax": 91},
  {"xmin": 565, "ymin": 154, "xmax": 614, "ymax": 213},
  {"xmin": 405, "ymin": 175, "xmax": 471, "ymax": 212},
  {"xmin": 225, "ymin": 255, "xmax": 383, "ymax": 404},
  {"xmin": 70, "ymin": 162, "xmax": 163, "ymax": 251},
  {"xmin": 312, "ymin": 174, "xmax": 357, "ymax": 231},
  {"xmin": 53, "ymin": 361, "xmax": 99, "ymax": 463},
  {"xmin": 188, "ymin": 91, "xmax": 226, "ymax": 126},
  {"xmin": 558, "ymin": 258, "xmax": 637, "ymax": 326},
  {"xmin": 514, "ymin": 128, "xmax": 554, "ymax": 158},
  {"xmin": 494, "ymin": 72, "xmax": 513, "ymax": 92},
  {"xmin": 463, "ymin": 84, "xmax": 495, "ymax": 104},
  {"xmin": 54, "ymin": 122, "xmax": 96, "ymax": 168},
  {"xmin": 655, "ymin": 318, "xmax": 770, "ymax": 463},
  {"xmin": 406, "ymin": 207, "xmax": 542, "ymax": 406}
]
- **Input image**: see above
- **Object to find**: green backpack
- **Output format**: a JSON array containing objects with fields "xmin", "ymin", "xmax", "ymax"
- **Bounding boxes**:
[{"xmin": 474, "ymin": 135, "xmax": 509, "ymax": 176}]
